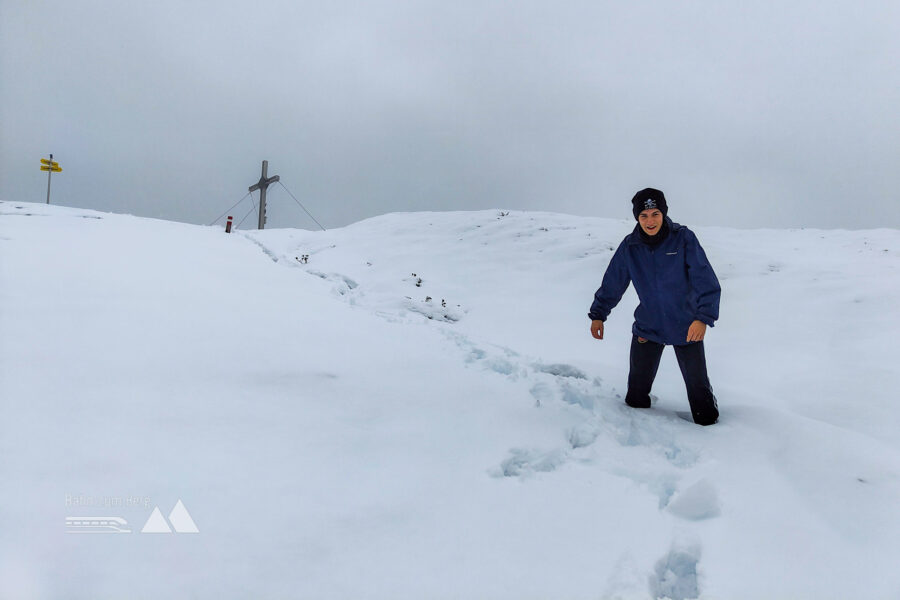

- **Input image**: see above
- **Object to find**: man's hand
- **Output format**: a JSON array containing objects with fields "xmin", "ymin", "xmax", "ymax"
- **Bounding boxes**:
[
  {"xmin": 687, "ymin": 320, "xmax": 707, "ymax": 342},
  {"xmin": 590, "ymin": 320, "xmax": 604, "ymax": 340}
]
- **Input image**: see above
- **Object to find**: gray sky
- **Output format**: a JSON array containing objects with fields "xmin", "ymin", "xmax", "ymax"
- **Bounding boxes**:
[{"xmin": 2, "ymin": 1, "xmax": 898, "ymax": 230}]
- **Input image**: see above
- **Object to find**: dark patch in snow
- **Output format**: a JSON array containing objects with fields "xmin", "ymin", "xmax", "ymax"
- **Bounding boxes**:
[
  {"xmin": 404, "ymin": 301, "xmax": 462, "ymax": 323},
  {"xmin": 567, "ymin": 423, "xmax": 599, "ymax": 449},
  {"xmin": 466, "ymin": 347, "xmax": 486, "ymax": 361},
  {"xmin": 493, "ymin": 448, "xmax": 566, "ymax": 477},
  {"xmin": 649, "ymin": 546, "xmax": 701, "ymax": 600},
  {"xmin": 533, "ymin": 363, "xmax": 587, "ymax": 379}
]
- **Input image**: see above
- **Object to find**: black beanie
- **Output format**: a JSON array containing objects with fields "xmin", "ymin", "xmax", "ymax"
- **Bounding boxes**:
[{"xmin": 631, "ymin": 188, "xmax": 667, "ymax": 220}]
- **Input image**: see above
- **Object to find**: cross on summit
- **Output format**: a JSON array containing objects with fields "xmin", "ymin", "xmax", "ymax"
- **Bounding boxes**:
[{"xmin": 249, "ymin": 160, "xmax": 280, "ymax": 230}]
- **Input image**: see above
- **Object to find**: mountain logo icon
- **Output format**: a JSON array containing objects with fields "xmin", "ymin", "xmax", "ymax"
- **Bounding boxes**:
[{"xmin": 141, "ymin": 500, "xmax": 199, "ymax": 533}]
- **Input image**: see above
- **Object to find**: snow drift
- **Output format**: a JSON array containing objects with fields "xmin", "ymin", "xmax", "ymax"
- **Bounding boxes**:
[{"xmin": 1, "ymin": 201, "xmax": 899, "ymax": 599}]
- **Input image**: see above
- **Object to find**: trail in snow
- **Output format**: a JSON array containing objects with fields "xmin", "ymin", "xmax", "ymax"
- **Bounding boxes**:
[{"xmin": 240, "ymin": 210, "xmax": 900, "ymax": 598}]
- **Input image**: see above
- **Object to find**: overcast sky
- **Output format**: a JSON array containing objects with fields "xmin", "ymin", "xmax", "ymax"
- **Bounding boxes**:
[{"xmin": 2, "ymin": 1, "xmax": 898, "ymax": 230}]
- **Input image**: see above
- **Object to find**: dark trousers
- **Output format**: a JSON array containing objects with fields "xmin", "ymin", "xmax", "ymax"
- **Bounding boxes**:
[{"xmin": 624, "ymin": 336, "xmax": 719, "ymax": 425}]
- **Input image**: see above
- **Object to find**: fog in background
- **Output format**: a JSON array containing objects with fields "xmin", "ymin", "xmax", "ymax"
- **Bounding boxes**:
[{"xmin": 2, "ymin": 1, "xmax": 898, "ymax": 230}]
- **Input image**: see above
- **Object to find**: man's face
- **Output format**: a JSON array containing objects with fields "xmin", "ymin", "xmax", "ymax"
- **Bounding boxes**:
[{"xmin": 638, "ymin": 209, "xmax": 663, "ymax": 236}]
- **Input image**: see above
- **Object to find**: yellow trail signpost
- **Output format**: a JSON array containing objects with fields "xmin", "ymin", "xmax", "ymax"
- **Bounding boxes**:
[{"xmin": 40, "ymin": 154, "xmax": 62, "ymax": 203}]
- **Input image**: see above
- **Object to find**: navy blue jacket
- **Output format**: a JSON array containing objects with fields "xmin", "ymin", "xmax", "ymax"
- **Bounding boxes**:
[{"xmin": 589, "ymin": 219, "xmax": 721, "ymax": 346}]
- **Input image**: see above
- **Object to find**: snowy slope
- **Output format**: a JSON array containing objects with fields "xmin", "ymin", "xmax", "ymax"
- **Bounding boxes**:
[{"xmin": 1, "ymin": 201, "xmax": 899, "ymax": 599}]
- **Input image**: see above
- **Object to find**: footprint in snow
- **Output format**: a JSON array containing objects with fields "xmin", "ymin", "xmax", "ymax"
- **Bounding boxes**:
[
  {"xmin": 532, "ymin": 362, "xmax": 588, "ymax": 379},
  {"xmin": 491, "ymin": 447, "xmax": 567, "ymax": 478},
  {"xmin": 305, "ymin": 270, "xmax": 359, "ymax": 297},
  {"xmin": 445, "ymin": 330, "xmax": 704, "ymax": 490},
  {"xmin": 649, "ymin": 544, "xmax": 702, "ymax": 600}
]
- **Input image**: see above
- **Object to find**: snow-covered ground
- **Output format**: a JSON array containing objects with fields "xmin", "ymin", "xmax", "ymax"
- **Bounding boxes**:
[{"xmin": 1, "ymin": 200, "xmax": 899, "ymax": 599}]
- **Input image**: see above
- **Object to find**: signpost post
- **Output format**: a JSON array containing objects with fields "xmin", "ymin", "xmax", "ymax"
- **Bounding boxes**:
[{"xmin": 40, "ymin": 154, "xmax": 62, "ymax": 204}]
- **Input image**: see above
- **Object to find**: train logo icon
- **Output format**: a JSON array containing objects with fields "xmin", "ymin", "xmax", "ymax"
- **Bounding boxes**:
[
  {"xmin": 65, "ymin": 516, "xmax": 132, "ymax": 534},
  {"xmin": 141, "ymin": 499, "xmax": 199, "ymax": 533}
]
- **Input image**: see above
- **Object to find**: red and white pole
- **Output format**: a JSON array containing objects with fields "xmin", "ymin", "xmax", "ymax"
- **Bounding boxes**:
[{"xmin": 225, "ymin": 215, "xmax": 233, "ymax": 233}]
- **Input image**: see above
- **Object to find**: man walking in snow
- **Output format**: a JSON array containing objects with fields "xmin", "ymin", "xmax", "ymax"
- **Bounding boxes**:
[{"xmin": 589, "ymin": 188, "xmax": 720, "ymax": 425}]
